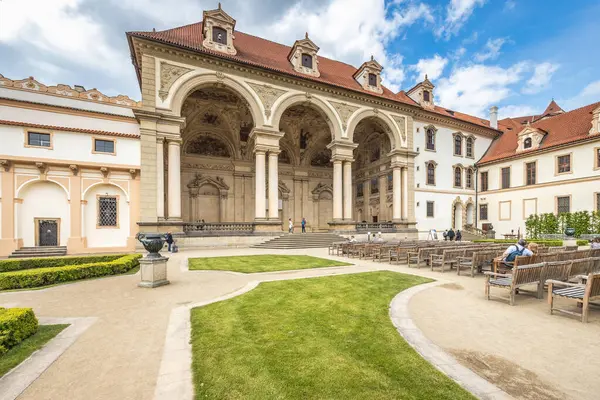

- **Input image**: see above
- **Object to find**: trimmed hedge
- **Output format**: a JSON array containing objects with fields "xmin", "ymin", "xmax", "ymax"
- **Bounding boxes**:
[
  {"xmin": 0, "ymin": 254, "xmax": 125, "ymax": 273},
  {"xmin": 0, "ymin": 308, "xmax": 38, "ymax": 356},
  {"xmin": 473, "ymin": 239, "xmax": 589, "ymax": 246},
  {"xmin": 0, "ymin": 254, "xmax": 142, "ymax": 290}
]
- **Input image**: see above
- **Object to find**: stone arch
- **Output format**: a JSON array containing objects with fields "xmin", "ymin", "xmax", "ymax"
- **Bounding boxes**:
[
  {"xmin": 17, "ymin": 177, "xmax": 70, "ymax": 200},
  {"xmin": 278, "ymin": 141, "xmax": 298, "ymax": 166},
  {"xmin": 183, "ymin": 132, "xmax": 236, "ymax": 159},
  {"xmin": 346, "ymin": 108, "xmax": 402, "ymax": 150},
  {"xmin": 83, "ymin": 181, "xmax": 130, "ymax": 202},
  {"xmin": 169, "ymin": 71, "xmax": 265, "ymax": 127},
  {"xmin": 271, "ymin": 92, "xmax": 342, "ymax": 140},
  {"xmin": 83, "ymin": 183, "xmax": 130, "ymax": 248}
]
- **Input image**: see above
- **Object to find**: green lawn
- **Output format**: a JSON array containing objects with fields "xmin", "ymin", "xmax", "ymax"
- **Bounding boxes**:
[
  {"xmin": 0, "ymin": 324, "xmax": 69, "ymax": 377},
  {"xmin": 188, "ymin": 255, "xmax": 352, "ymax": 273},
  {"xmin": 190, "ymin": 271, "xmax": 475, "ymax": 400}
]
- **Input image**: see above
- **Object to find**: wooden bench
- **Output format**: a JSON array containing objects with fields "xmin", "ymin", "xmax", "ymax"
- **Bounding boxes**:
[
  {"xmin": 538, "ymin": 260, "xmax": 572, "ymax": 298},
  {"xmin": 485, "ymin": 262, "xmax": 546, "ymax": 305},
  {"xmin": 457, "ymin": 249, "xmax": 502, "ymax": 277},
  {"xmin": 389, "ymin": 245, "xmax": 417, "ymax": 265},
  {"xmin": 430, "ymin": 248, "xmax": 465, "ymax": 273},
  {"xmin": 407, "ymin": 247, "xmax": 438, "ymax": 268},
  {"xmin": 548, "ymin": 272, "xmax": 600, "ymax": 323}
]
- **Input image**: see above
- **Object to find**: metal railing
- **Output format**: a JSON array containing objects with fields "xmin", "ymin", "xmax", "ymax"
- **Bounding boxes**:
[
  {"xmin": 183, "ymin": 222, "xmax": 255, "ymax": 233},
  {"xmin": 356, "ymin": 222, "xmax": 395, "ymax": 232}
]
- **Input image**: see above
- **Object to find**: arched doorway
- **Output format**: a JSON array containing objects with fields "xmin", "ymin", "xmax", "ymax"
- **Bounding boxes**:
[
  {"xmin": 466, "ymin": 202, "xmax": 474, "ymax": 226},
  {"xmin": 454, "ymin": 202, "xmax": 463, "ymax": 230}
]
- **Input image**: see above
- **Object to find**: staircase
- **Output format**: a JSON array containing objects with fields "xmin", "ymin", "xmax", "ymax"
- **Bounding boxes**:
[
  {"xmin": 9, "ymin": 246, "xmax": 67, "ymax": 258},
  {"xmin": 253, "ymin": 233, "xmax": 346, "ymax": 249}
]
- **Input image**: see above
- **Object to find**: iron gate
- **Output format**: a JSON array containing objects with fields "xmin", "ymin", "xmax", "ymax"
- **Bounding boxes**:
[{"xmin": 39, "ymin": 220, "xmax": 58, "ymax": 246}]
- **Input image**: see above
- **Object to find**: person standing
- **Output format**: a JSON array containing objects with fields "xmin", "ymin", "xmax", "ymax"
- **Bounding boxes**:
[
  {"xmin": 301, "ymin": 218, "xmax": 306, "ymax": 233},
  {"xmin": 455, "ymin": 230, "xmax": 462, "ymax": 241},
  {"xmin": 447, "ymin": 228, "xmax": 455, "ymax": 241},
  {"xmin": 165, "ymin": 231, "xmax": 174, "ymax": 252},
  {"xmin": 288, "ymin": 218, "xmax": 294, "ymax": 233}
]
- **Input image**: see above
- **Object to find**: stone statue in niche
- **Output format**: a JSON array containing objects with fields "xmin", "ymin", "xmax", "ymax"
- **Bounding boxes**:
[
  {"xmin": 187, "ymin": 135, "xmax": 230, "ymax": 158},
  {"xmin": 371, "ymin": 146, "xmax": 380, "ymax": 162},
  {"xmin": 299, "ymin": 129, "xmax": 310, "ymax": 149},
  {"xmin": 239, "ymin": 123, "xmax": 252, "ymax": 142}
]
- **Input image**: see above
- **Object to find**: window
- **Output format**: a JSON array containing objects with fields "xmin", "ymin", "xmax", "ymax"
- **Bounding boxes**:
[
  {"xmin": 454, "ymin": 166, "xmax": 462, "ymax": 187},
  {"xmin": 479, "ymin": 204, "xmax": 488, "ymax": 221},
  {"xmin": 356, "ymin": 182, "xmax": 364, "ymax": 197},
  {"xmin": 557, "ymin": 154, "xmax": 571, "ymax": 174},
  {"xmin": 98, "ymin": 196, "xmax": 118, "ymax": 227},
  {"xmin": 301, "ymin": 53, "xmax": 313, "ymax": 69},
  {"xmin": 387, "ymin": 173, "xmax": 393, "ymax": 191},
  {"xmin": 94, "ymin": 139, "xmax": 115, "ymax": 154},
  {"xmin": 370, "ymin": 177, "xmax": 379, "ymax": 194},
  {"xmin": 423, "ymin": 90, "xmax": 430, "ymax": 102},
  {"xmin": 596, "ymin": 148, "xmax": 600, "ymax": 169},
  {"xmin": 480, "ymin": 171, "xmax": 488, "ymax": 192},
  {"xmin": 454, "ymin": 134, "xmax": 462, "ymax": 156},
  {"xmin": 425, "ymin": 128, "xmax": 435, "ymax": 151},
  {"xmin": 426, "ymin": 162, "xmax": 435, "ymax": 185},
  {"xmin": 524, "ymin": 137, "xmax": 532, "ymax": 149},
  {"xmin": 596, "ymin": 193, "xmax": 600, "ymax": 211},
  {"xmin": 466, "ymin": 168, "xmax": 473, "ymax": 189},
  {"xmin": 466, "ymin": 137, "xmax": 473, "ymax": 158},
  {"xmin": 501, "ymin": 167, "xmax": 510, "ymax": 189},
  {"xmin": 426, "ymin": 201, "xmax": 434, "ymax": 217},
  {"xmin": 557, "ymin": 196, "xmax": 570, "ymax": 214},
  {"xmin": 212, "ymin": 27, "xmax": 227, "ymax": 45},
  {"xmin": 368, "ymin": 73, "xmax": 377, "ymax": 87},
  {"xmin": 525, "ymin": 162, "xmax": 536, "ymax": 185},
  {"xmin": 27, "ymin": 132, "xmax": 51, "ymax": 148}
]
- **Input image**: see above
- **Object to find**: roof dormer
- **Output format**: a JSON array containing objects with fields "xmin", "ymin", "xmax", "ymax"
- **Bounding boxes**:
[
  {"xmin": 590, "ymin": 105, "xmax": 600, "ymax": 136},
  {"xmin": 407, "ymin": 75, "xmax": 435, "ymax": 110},
  {"xmin": 202, "ymin": 3, "xmax": 237, "ymax": 56},
  {"xmin": 517, "ymin": 123, "xmax": 546, "ymax": 152},
  {"xmin": 353, "ymin": 56, "xmax": 383, "ymax": 94},
  {"xmin": 288, "ymin": 33, "xmax": 320, "ymax": 78}
]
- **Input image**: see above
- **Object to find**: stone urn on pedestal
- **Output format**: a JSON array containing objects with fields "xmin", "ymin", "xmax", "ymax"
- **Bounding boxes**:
[
  {"xmin": 136, "ymin": 233, "xmax": 170, "ymax": 288},
  {"xmin": 563, "ymin": 227, "xmax": 577, "ymax": 248}
]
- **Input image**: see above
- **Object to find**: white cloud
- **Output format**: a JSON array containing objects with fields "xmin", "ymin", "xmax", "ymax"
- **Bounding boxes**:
[
  {"xmin": 410, "ymin": 54, "xmax": 448, "ymax": 82},
  {"xmin": 0, "ymin": 0, "xmax": 123, "ymax": 76},
  {"xmin": 522, "ymin": 62, "xmax": 559, "ymax": 94},
  {"xmin": 498, "ymin": 104, "xmax": 539, "ymax": 118},
  {"xmin": 561, "ymin": 80, "xmax": 600, "ymax": 110},
  {"xmin": 265, "ymin": 0, "xmax": 434, "ymax": 91},
  {"xmin": 474, "ymin": 37, "xmax": 507, "ymax": 62},
  {"xmin": 436, "ymin": 0, "xmax": 486, "ymax": 39},
  {"xmin": 435, "ymin": 62, "xmax": 528, "ymax": 117},
  {"xmin": 580, "ymin": 80, "xmax": 600, "ymax": 97},
  {"xmin": 504, "ymin": 0, "xmax": 516, "ymax": 11}
]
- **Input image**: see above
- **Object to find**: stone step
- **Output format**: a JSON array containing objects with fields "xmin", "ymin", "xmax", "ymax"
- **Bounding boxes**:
[
  {"xmin": 9, "ymin": 246, "xmax": 68, "ymax": 258},
  {"xmin": 253, "ymin": 233, "xmax": 346, "ymax": 249}
]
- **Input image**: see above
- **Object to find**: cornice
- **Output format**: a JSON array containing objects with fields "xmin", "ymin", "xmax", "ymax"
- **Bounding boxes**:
[{"xmin": 413, "ymin": 111, "xmax": 499, "ymax": 138}]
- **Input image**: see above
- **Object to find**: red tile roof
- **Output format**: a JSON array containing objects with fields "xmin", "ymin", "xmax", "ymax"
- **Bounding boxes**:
[
  {"xmin": 127, "ymin": 22, "xmax": 494, "ymax": 130},
  {"xmin": 0, "ymin": 120, "xmax": 140, "ymax": 139},
  {"xmin": 478, "ymin": 101, "xmax": 600, "ymax": 165},
  {"xmin": 542, "ymin": 99, "xmax": 564, "ymax": 116}
]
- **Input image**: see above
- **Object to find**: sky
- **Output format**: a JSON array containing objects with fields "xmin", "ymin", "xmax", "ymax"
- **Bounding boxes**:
[{"xmin": 0, "ymin": 0, "xmax": 599, "ymax": 120}]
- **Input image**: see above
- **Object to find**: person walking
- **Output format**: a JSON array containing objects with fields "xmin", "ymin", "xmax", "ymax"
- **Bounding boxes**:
[
  {"xmin": 288, "ymin": 218, "xmax": 294, "ymax": 233},
  {"xmin": 301, "ymin": 218, "xmax": 306, "ymax": 233},
  {"xmin": 165, "ymin": 231, "xmax": 174, "ymax": 252},
  {"xmin": 443, "ymin": 230, "xmax": 448, "ymax": 241},
  {"xmin": 447, "ymin": 228, "xmax": 455, "ymax": 241}
]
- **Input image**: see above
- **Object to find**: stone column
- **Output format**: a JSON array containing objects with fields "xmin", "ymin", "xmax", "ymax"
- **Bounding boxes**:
[
  {"xmin": 343, "ymin": 160, "xmax": 353, "ymax": 220},
  {"xmin": 379, "ymin": 172, "xmax": 387, "ymax": 222},
  {"xmin": 332, "ymin": 159, "xmax": 343, "ymax": 220},
  {"xmin": 0, "ymin": 163, "xmax": 16, "ymax": 256},
  {"xmin": 167, "ymin": 138, "xmax": 182, "ymax": 220},
  {"xmin": 156, "ymin": 137, "xmax": 165, "ymax": 219},
  {"xmin": 401, "ymin": 166, "xmax": 408, "ymax": 220},
  {"xmin": 268, "ymin": 150, "xmax": 279, "ymax": 220},
  {"xmin": 392, "ymin": 166, "xmax": 402, "ymax": 221},
  {"xmin": 254, "ymin": 150, "xmax": 267, "ymax": 220}
]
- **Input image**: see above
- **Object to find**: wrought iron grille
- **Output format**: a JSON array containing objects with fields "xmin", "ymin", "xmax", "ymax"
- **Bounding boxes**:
[
  {"xmin": 98, "ymin": 196, "xmax": 117, "ymax": 227},
  {"xmin": 39, "ymin": 220, "xmax": 58, "ymax": 246}
]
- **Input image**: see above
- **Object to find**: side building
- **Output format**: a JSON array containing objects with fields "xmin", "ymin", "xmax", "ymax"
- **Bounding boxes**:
[
  {"xmin": 0, "ymin": 75, "xmax": 141, "ymax": 256},
  {"xmin": 475, "ymin": 100, "xmax": 600, "ymax": 237}
]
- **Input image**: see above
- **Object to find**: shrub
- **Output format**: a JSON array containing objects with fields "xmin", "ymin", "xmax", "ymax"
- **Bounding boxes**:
[
  {"xmin": 0, "ymin": 254, "xmax": 125, "ymax": 273},
  {"xmin": 577, "ymin": 239, "xmax": 590, "ymax": 246},
  {"xmin": 526, "ymin": 211, "xmax": 600, "ymax": 238},
  {"xmin": 0, "ymin": 308, "xmax": 38, "ymax": 356},
  {"xmin": 0, "ymin": 254, "xmax": 142, "ymax": 290}
]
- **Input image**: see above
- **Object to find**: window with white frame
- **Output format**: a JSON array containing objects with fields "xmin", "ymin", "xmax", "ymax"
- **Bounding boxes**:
[
  {"xmin": 454, "ymin": 134, "xmax": 462, "ymax": 156},
  {"xmin": 466, "ymin": 168, "xmax": 473, "ymax": 189},
  {"xmin": 454, "ymin": 166, "xmax": 462, "ymax": 187},
  {"xmin": 426, "ymin": 162, "xmax": 436, "ymax": 185},
  {"xmin": 425, "ymin": 127, "xmax": 436, "ymax": 151},
  {"xmin": 466, "ymin": 137, "xmax": 474, "ymax": 158},
  {"xmin": 27, "ymin": 132, "xmax": 51, "ymax": 148},
  {"xmin": 479, "ymin": 204, "xmax": 488, "ymax": 220},
  {"xmin": 557, "ymin": 154, "xmax": 571, "ymax": 174},
  {"xmin": 94, "ymin": 139, "xmax": 115, "ymax": 154}
]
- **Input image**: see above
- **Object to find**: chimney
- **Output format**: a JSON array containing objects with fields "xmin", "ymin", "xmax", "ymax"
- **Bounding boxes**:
[{"xmin": 489, "ymin": 106, "xmax": 498, "ymax": 129}]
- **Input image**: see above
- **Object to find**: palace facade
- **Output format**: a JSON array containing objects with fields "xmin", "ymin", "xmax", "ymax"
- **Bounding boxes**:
[{"xmin": 0, "ymin": 5, "xmax": 598, "ymax": 256}]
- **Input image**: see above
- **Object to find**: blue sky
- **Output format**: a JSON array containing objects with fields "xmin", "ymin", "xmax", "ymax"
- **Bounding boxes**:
[{"xmin": 0, "ymin": 0, "xmax": 598, "ymax": 119}]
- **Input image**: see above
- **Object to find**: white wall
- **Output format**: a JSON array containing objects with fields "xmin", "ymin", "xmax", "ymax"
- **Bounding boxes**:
[
  {"xmin": 84, "ymin": 184, "xmax": 130, "ymax": 248},
  {"xmin": 478, "ymin": 139, "xmax": 600, "ymax": 236},
  {"xmin": 18, "ymin": 180, "xmax": 70, "ymax": 246},
  {"xmin": 0, "ymin": 125, "xmax": 140, "ymax": 166}
]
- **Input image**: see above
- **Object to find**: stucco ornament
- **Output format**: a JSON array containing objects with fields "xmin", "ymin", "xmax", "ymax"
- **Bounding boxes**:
[
  {"xmin": 329, "ymin": 101, "xmax": 358, "ymax": 130},
  {"xmin": 392, "ymin": 115, "xmax": 407, "ymax": 142},
  {"xmin": 247, "ymin": 82, "xmax": 286, "ymax": 118},
  {"xmin": 159, "ymin": 62, "xmax": 192, "ymax": 101}
]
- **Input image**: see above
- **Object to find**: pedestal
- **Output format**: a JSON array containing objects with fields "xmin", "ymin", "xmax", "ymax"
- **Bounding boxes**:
[
  {"xmin": 563, "ymin": 238, "xmax": 578, "ymax": 248},
  {"xmin": 138, "ymin": 256, "xmax": 170, "ymax": 288}
]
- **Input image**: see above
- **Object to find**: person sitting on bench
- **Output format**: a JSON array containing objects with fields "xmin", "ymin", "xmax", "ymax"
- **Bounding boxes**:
[{"xmin": 501, "ymin": 239, "xmax": 533, "ymax": 270}]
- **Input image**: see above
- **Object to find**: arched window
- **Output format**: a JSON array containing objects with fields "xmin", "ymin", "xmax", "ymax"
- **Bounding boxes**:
[
  {"xmin": 524, "ymin": 137, "xmax": 532, "ymax": 149},
  {"xmin": 454, "ymin": 134, "xmax": 462, "ymax": 156},
  {"xmin": 466, "ymin": 168, "xmax": 473, "ymax": 189},
  {"xmin": 454, "ymin": 166, "xmax": 462, "ymax": 187},
  {"xmin": 427, "ymin": 162, "xmax": 436, "ymax": 185},
  {"xmin": 466, "ymin": 137, "xmax": 474, "ymax": 158},
  {"xmin": 301, "ymin": 53, "xmax": 313, "ymax": 69},
  {"xmin": 426, "ymin": 128, "xmax": 435, "ymax": 151},
  {"xmin": 212, "ymin": 27, "xmax": 227, "ymax": 45}
]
